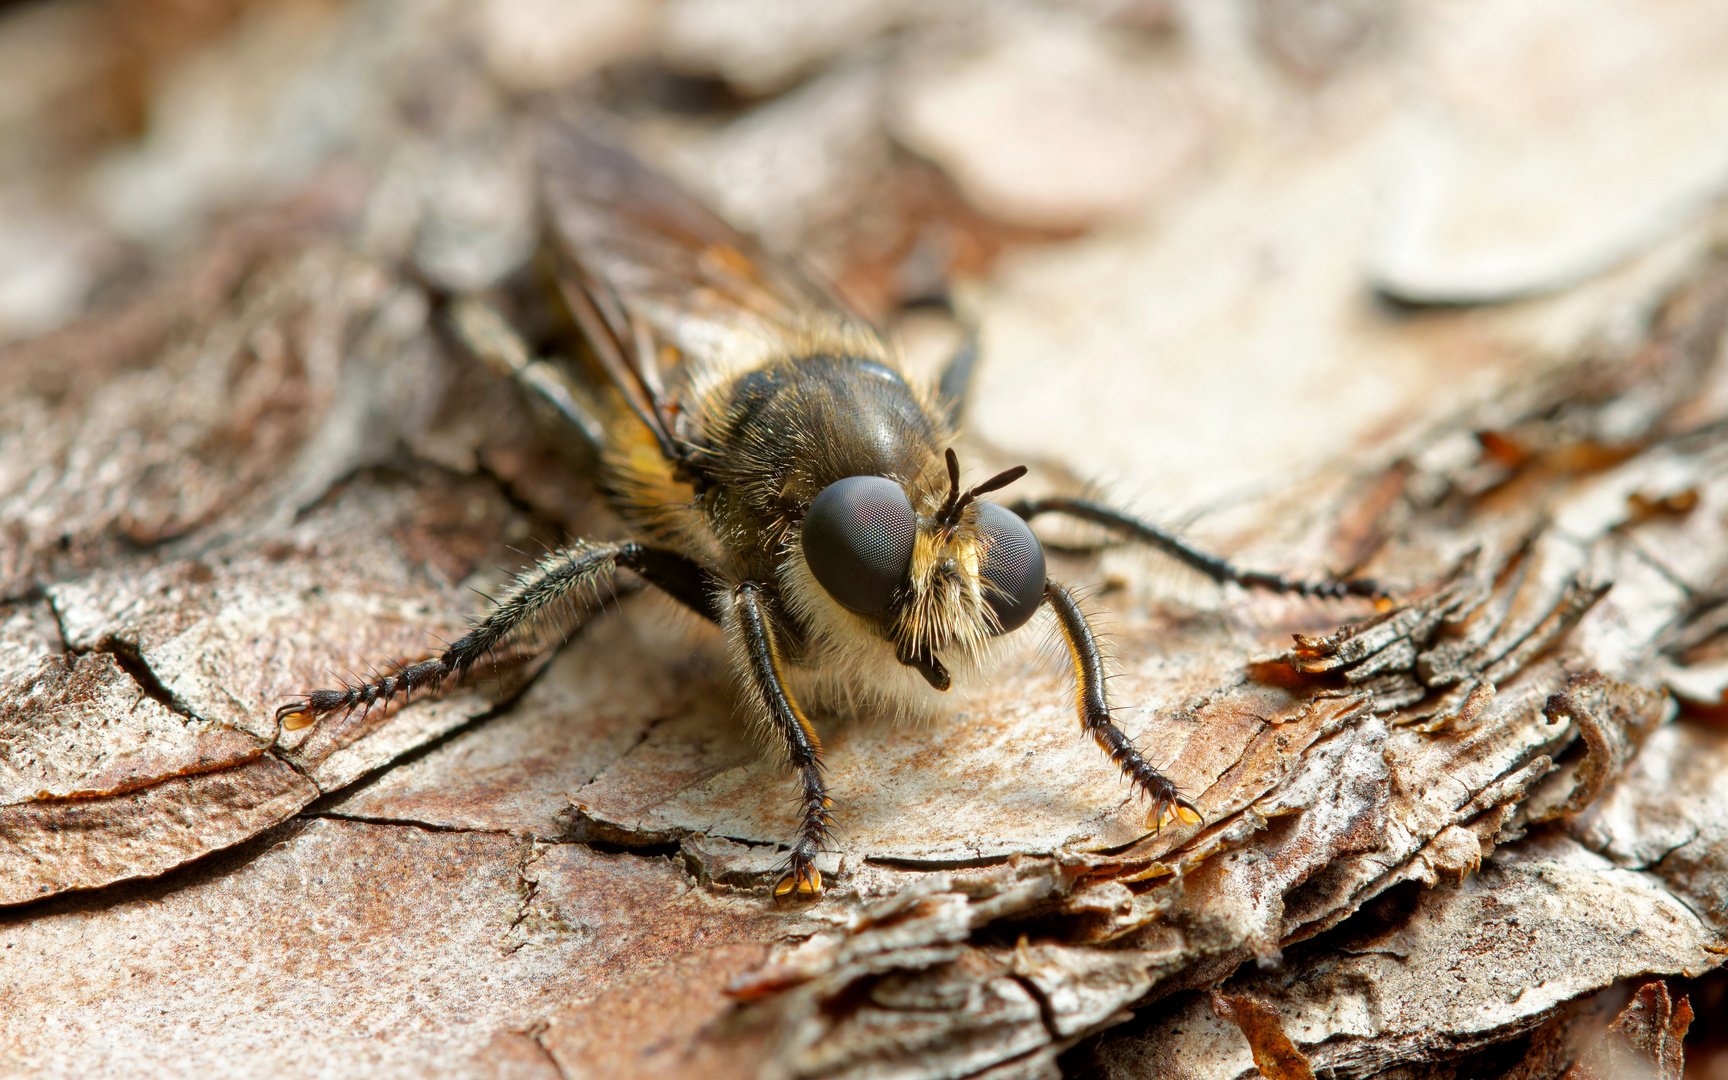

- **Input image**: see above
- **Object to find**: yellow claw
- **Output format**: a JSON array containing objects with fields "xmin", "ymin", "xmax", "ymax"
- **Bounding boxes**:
[
  {"xmin": 774, "ymin": 863, "xmax": 823, "ymax": 899},
  {"xmin": 280, "ymin": 711, "xmax": 317, "ymax": 732},
  {"xmin": 1147, "ymin": 802, "xmax": 1204, "ymax": 829}
]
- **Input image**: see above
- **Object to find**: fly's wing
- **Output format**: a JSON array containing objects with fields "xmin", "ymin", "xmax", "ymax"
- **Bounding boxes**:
[{"xmin": 539, "ymin": 126, "xmax": 887, "ymax": 458}]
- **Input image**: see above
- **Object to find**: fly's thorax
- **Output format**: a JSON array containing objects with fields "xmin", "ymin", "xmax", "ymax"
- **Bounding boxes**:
[
  {"xmin": 694, "ymin": 353, "xmax": 950, "ymax": 558},
  {"xmin": 596, "ymin": 346, "xmax": 949, "ymax": 583}
]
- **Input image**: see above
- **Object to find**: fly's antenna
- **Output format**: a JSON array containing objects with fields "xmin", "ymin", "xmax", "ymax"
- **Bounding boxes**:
[
  {"xmin": 937, "ymin": 448, "xmax": 963, "ymax": 521},
  {"xmin": 936, "ymin": 447, "xmax": 1028, "ymax": 528}
]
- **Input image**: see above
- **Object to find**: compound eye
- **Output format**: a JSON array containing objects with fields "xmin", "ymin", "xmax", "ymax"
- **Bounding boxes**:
[
  {"xmin": 803, "ymin": 476, "xmax": 917, "ymax": 615},
  {"xmin": 974, "ymin": 501, "xmax": 1046, "ymax": 634}
]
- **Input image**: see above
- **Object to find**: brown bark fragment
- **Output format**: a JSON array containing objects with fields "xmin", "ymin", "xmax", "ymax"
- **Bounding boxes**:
[
  {"xmin": 0, "ymin": 238, "xmax": 390, "ymax": 598},
  {"xmin": 1528, "ymin": 672, "xmax": 1671, "ymax": 823},
  {"xmin": 0, "ymin": 469, "xmax": 547, "ymax": 908},
  {"xmin": 1569, "ymin": 720, "xmax": 1728, "ymax": 928},
  {"xmin": 328, "ymin": 604, "xmax": 689, "ymax": 836},
  {"xmin": 1209, "ymin": 992, "xmax": 1316, "ymax": 1080},
  {"xmin": 1089, "ymin": 837, "xmax": 1718, "ymax": 1080},
  {"xmin": 539, "ymin": 942, "xmax": 776, "ymax": 1080},
  {"xmin": 0, "ymin": 819, "xmax": 791, "ymax": 1077},
  {"xmin": 46, "ymin": 471, "xmax": 524, "ymax": 753},
  {"xmin": 0, "ymin": 753, "xmax": 314, "ymax": 906},
  {"xmin": 1, "ymin": 649, "xmax": 265, "ymax": 805}
]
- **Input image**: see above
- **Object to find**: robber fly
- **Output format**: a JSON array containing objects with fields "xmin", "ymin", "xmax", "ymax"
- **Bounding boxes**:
[{"xmin": 277, "ymin": 128, "xmax": 1376, "ymax": 897}]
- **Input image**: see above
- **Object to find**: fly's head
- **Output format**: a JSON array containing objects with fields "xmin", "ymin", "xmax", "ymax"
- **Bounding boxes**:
[{"xmin": 796, "ymin": 449, "xmax": 1046, "ymax": 691}]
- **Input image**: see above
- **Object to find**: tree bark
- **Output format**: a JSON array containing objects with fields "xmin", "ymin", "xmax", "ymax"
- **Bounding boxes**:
[{"xmin": 2, "ymin": 5, "xmax": 1727, "ymax": 1079}]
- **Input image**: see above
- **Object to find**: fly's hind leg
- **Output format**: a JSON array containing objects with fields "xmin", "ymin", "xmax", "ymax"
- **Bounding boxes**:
[
  {"xmin": 731, "ymin": 583, "xmax": 831, "ymax": 899},
  {"xmin": 1011, "ymin": 496, "xmax": 1383, "ymax": 600},
  {"xmin": 1045, "ymin": 579, "xmax": 1203, "ymax": 830},
  {"xmin": 277, "ymin": 541, "xmax": 718, "ymax": 730},
  {"xmin": 935, "ymin": 333, "xmax": 980, "ymax": 430},
  {"xmin": 444, "ymin": 295, "xmax": 609, "ymax": 454},
  {"xmin": 896, "ymin": 276, "xmax": 980, "ymax": 430}
]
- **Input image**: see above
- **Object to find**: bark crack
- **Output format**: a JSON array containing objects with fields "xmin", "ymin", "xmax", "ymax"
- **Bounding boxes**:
[
  {"xmin": 302, "ymin": 809, "xmax": 516, "ymax": 836},
  {"xmin": 1008, "ymin": 971, "xmax": 1064, "ymax": 1043},
  {"xmin": 505, "ymin": 836, "xmax": 542, "ymax": 953},
  {"xmin": 523, "ymin": 1023, "xmax": 570, "ymax": 1080},
  {"xmin": 1644, "ymin": 827, "xmax": 1703, "ymax": 873},
  {"xmin": 565, "ymin": 707, "xmax": 680, "ymax": 801},
  {"xmin": 865, "ymin": 851, "xmax": 1022, "ymax": 871},
  {"xmin": 299, "ymin": 659, "xmax": 557, "ymax": 811},
  {"xmin": 95, "ymin": 635, "xmax": 200, "ymax": 720}
]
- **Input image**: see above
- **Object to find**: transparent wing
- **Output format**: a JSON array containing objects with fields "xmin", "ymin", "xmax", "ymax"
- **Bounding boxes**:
[{"xmin": 539, "ymin": 125, "xmax": 885, "ymax": 457}]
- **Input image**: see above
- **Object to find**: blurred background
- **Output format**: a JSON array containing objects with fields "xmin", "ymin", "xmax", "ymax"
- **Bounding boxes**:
[{"xmin": 5, "ymin": 0, "xmax": 1728, "ymax": 520}]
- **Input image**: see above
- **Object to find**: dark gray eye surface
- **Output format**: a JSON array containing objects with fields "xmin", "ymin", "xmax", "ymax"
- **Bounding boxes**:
[
  {"xmin": 803, "ymin": 476, "xmax": 916, "ymax": 614},
  {"xmin": 975, "ymin": 501, "xmax": 1046, "ymax": 633}
]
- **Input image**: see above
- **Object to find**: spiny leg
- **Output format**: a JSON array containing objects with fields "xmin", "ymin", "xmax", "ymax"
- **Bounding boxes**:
[
  {"xmin": 1012, "ymin": 496, "xmax": 1382, "ymax": 600},
  {"xmin": 444, "ymin": 295, "xmax": 609, "ymax": 453},
  {"xmin": 935, "ymin": 332, "xmax": 980, "ymax": 430},
  {"xmin": 277, "ymin": 541, "xmax": 717, "ymax": 729},
  {"xmin": 1045, "ymin": 579, "xmax": 1202, "ymax": 830},
  {"xmin": 892, "ymin": 265, "xmax": 978, "ymax": 430},
  {"xmin": 732, "ymin": 583, "xmax": 831, "ymax": 898}
]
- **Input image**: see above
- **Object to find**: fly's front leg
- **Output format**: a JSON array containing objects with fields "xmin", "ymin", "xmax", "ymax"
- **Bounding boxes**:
[
  {"xmin": 731, "ymin": 583, "xmax": 831, "ymax": 899},
  {"xmin": 277, "ymin": 541, "xmax": 717, "ymax": 729},
  {"xmin": 1013, "ymin": 497, "xmax": 1383, "ymax": 600},
  {"xmin": 1045, "ymin": 580, "xmax": 1203, "ymax": 830}
]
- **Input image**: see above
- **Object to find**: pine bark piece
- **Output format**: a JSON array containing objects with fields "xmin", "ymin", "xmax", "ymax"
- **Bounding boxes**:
[
  {"xmin": 1527, "ymin": 672, "xmax": 1672, "ymax": 823},
  {"xmin": 325, "ymin": 603, "xmax": 691, "ymax": 837},
  {"xmin": 46, "ymin": 473, "xmax": 518, "ymax": 757},
  {"xmin": 1, "ymin": 470, "xmax": 545, "ymax": 907},
  {"xmin": 0, "ymin": 754, "xmax": 315, "ymax": 906},
  {"xmin": 1089, "ymin": 837, "xmax": 1718, "ymax": 1080},
  {"xmin": 1209, "ymin": 993, "xmax": 1316, "ymax": 1080},
  {"xmin": 538, "ymin": 942, "xmax": 779, "ymax": 1080},
  {"xmin": 0, "ymin": 819, "xmax": 797, "ymax": 1077},
  {"xmin": 1569, "ymin": 719, "xmax": 1728, "ymax": 928},
  {"xmin": 1, "ymin": 649, "xmax": 266, "ymax": 806},
  {"xmin": 0, "ymin": 620, "xmax": 319, "ymax": 906},
  {"xmin": 0, "ymin": 238, "xmax": 394, "ymax": 599}
]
